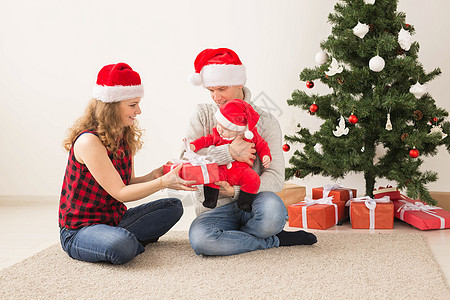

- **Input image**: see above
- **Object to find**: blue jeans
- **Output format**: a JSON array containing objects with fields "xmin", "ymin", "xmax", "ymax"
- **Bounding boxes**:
[
  {"xmin": 60, "ymin": 198, "xmax": 183, "ymax": 264},
  {"xmin": 189, "ymin": 191, "xmax": 287, "ymax": 256}
]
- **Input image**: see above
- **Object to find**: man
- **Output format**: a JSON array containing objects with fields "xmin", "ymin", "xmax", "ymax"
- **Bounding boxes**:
[{"xmin": 186, "ymin": 48, "xmax": 317, "ymax": 256}]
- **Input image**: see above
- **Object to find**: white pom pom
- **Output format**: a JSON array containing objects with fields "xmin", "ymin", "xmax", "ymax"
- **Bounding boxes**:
[
  {"xmin": 244, "ymin": 130, "xmax": 254, "ymax": 139},
  {"xmin": 189, "ymin": 73, "xmax": 202, "ymax": 86}
]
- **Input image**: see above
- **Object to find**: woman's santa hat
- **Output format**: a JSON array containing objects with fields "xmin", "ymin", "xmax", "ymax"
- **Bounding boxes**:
[
  {"xmin": 190, "ymin": 48, "xmax": 246, "ymax": 88},
  {"xmin": 93, "ymin": 62, "xmax": 144, "ymax": 103},
  {"xmin": 215, "ymin": 99, "xmax": 259, "ymax": 139}
]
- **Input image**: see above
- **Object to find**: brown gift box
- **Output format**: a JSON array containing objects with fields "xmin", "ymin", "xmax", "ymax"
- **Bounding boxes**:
[
  {"xmin": 276, "ymin": 183, "xmax": 306, "ymax": 210},
  {"xmin": 429, "ymin": 191, "xmax": 450, "ymax": 212}
]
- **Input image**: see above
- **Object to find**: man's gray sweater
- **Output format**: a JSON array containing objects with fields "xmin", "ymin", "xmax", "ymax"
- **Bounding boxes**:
[{"xmin": 185, "ymin": 86, "xmax": 285, "ymax": 215}]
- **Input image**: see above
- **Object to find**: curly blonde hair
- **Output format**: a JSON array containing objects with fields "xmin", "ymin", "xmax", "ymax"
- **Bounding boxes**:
[{"xmin": 63, "ymin": 98, "xmax": 143, "ymax": 158}]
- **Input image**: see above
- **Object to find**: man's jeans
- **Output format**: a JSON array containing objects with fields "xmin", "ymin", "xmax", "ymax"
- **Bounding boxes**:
[
  {"xmin": 189, "ymin": 191, "xmax": 287, "ymax": 255},
  {"xmin": 60, "ymin": 198, "xmax": 183, "ymax": 264}
]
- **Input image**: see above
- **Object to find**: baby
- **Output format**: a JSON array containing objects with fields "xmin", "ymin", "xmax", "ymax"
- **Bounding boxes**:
[{"xmin": 190, "ymin": 99, "xmax": 271, "ymax": 212}]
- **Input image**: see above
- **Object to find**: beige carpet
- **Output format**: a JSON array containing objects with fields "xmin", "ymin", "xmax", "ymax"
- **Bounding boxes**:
[{"xmin": 1, "ymin": 231, "xmax": 449, "ymax": 299}]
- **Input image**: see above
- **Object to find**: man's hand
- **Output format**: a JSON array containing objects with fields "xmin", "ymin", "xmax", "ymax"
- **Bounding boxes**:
[
  {"xmin": 229, "ymin": 135, "xmax": 256, "ymax": 166},
  {"xmin": 215, "ymin": 181, "xmax": 235, "ymax": 197}
]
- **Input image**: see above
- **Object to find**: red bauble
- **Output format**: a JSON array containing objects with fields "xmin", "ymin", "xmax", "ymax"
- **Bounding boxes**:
[
  {"xmin": 348, "ymin": 114, "xmax": 358, "ymax": 124},
  {"xmin": 409, "ymin": 148, "xmax": 419, "ymax": 158},
  {"xmin": 405, "ymin": 23, "xmax": 410, "ymax": 29},
  {"xmin": 432, "ymin": 117, "xmax": 439, "ymax": 123},
  {"xmin": 310, "ymin": 103, "xmax": 319, "ymax": 113},
  {"xmin": 282, "ymin": 144, "xmax": 290, "ymax": 152},
  {"xmin": 306, "ymin": 81, "xmax": 314, "ymax": 89}
]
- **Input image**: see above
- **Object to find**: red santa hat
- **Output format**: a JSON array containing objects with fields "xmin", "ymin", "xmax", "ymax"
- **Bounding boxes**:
[
  {"xmin": 214, "ymin": 99, "xmax": 260, "ymax": 139},
  {"xmin": 92, "ymin": 62, "xmax": 144, "ymax": 103},
  {"xmin": 190, "ymin": 48, "xmax": 246, "ymax": 88}
]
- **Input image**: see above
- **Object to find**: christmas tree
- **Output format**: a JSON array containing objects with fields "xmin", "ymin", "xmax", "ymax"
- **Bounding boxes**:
[{"xmin": 285, "ymin": 0, "xmax": 449, "ymax": 205}]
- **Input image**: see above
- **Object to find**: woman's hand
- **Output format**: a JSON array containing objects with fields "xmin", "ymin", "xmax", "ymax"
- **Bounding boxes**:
[
  {"xmin": 215, "ymin": 181, "xmax": 235, "ymax": 197},
  {"xmin": 160, "ymin": 164, "xmax": 197, "ymax": 191}
]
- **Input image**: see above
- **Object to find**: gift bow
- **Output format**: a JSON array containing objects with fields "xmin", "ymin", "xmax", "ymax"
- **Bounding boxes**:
[
  {"xmin": 346, "ymin": 196, "xmax": 391, "ymax": 229},
  {"xmin": 397, "ymin": 200, "xmax": 445, "ymax": 229},
  {"xmin": 293, "ymin": 196, "xmax": 337, "ymax": 229},
  {"xmin": 323, "ymin": 184, "xmax": 354, "ymax": 200}
]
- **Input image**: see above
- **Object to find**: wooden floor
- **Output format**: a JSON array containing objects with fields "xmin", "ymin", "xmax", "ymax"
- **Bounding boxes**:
[{"xmin": 1, "ymin": 194, "xmax": 449, "ymax": 286}]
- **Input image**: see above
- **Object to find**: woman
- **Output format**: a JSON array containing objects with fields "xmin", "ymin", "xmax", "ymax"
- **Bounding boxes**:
[{"xmin": 59, "ymin": 62, "xmax": 196, "ymax": 264}]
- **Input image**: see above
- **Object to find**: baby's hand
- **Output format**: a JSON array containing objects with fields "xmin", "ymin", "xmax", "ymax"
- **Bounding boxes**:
[
  {"xmin": 262, "ymin": 155, "xmax": 271, "ymax": 168},
  {"xmin": 190, "ymin": 144, "xmax": 196, "ymax": 151}
]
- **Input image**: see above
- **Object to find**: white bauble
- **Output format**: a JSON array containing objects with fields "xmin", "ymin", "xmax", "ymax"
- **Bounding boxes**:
[
  {"xmin": 315, "ymin": 51, "xmax": 328, "ymax": 64},
  {"xmin": 369, "ymin": 55, "xmax": 385, "ymax": 72},
  {"xmin": 364, "ymin": 0, "xmax": 375, "ymax": 4}
]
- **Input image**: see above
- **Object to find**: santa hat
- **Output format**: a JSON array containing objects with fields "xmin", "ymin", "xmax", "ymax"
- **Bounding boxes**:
[
  {"xmin": 92, "ymin": 63, "xmax": 144, "ymax": 103},
  {"xmin": 190, "ymin": 48, "xmax": 246, "ymax": 88},
  {"xmin": 214, "ymin": 99, "xmax": 259, "ymax": 139}
]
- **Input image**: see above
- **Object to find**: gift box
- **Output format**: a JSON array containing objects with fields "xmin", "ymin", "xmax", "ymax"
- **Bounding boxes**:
[
  {"xmin": 429, "ymin": 191, "xmax": 450, "ymax": 212},
  {"xmin": 288, "ymin": 197, "xmax": 345, "ymax": 230},
  {"xmin": 276, "ymin": 183, "xmax": 306, "ymax": 210},
  {"xmin": 394, "ymin": 194, "xmax": 450, "ymax": 230},
  {"xmin": 312, "ymin": 185, "xmax": 357, "ymax": 202},
  {"xmin": 348, "ymin": 196, "xmax": 394, "ymax": 229},
  {"xmin": 373, "ymin": 186, "xmax": 401, "ymax": 200},
  {"xmin": 163, "ymin": 162, "xmax": 219, "ymax": 186}
]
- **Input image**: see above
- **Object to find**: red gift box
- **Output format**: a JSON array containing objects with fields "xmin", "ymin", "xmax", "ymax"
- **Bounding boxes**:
[
  {"xmin": 373, "ymin": 186, "xmax": 401, "ymax": 200},
  {"xmin": 312, "ymin": 186, "xmax": 357, "ymax": 202},
  {"xmin": 347, "ymin": 197, "xmax": 394, "ymax": 229},
  {"xmin": 288, "ymin": 198, "xmax": 345, "ymax": 230},
  {"xmin": 394, "ymin": 194, "xmax": 450, "ymax": 230},
  {"xmin": 163, "ymin": 162, "xmax": 219, "ymax": 186}
]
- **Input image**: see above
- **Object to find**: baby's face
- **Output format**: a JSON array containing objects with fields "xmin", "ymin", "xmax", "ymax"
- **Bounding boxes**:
[{"xmin": 217, "ymin": 122, "xmax": 240, "ymax": 139}]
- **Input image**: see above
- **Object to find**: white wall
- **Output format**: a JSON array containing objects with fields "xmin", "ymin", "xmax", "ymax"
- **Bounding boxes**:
[{"xmin": 0, "ymin": 0, "xmax": 449, "ymax": 196}]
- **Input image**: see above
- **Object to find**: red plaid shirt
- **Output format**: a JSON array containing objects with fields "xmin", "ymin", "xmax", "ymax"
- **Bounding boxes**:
[{"xmin": 59, "ymin": 131, "xmax": 131, "ymax": 229}]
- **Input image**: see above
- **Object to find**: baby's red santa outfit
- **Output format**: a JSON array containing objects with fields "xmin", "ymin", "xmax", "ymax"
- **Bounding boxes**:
[{"xmin": 190, "ymin": 99, "xmax": 272, "ymax": 212}]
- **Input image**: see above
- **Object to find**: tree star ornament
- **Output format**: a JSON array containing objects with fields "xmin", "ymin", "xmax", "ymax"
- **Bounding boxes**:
[
  {"xmin": 398, "ymin": 28, "xmax": 413, "ymax": 51},
  {"xmin": 325, "ymin": 58, "xmax": 343, "ymax": 76},
  {"xmin": 333, "ymin": 116, "xmax": 349, "ymax": 137},
  {"xmin": 315, "ymin": 51, "xmax": 328, "ymax": 65},
  {"xmin": 369, "ymin": 55, "xmax": 385, "ymax": 72},
  {"xmin": 409, "ymin": 82, "xmax": 427, "ymax": 99},
  {"xmin": 428, "ymin": 124, "xmax": 448, "ymax": 140},
  {"xmin": 353, "ymin": 22, "xmax": 370, "ymax": 39}
]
